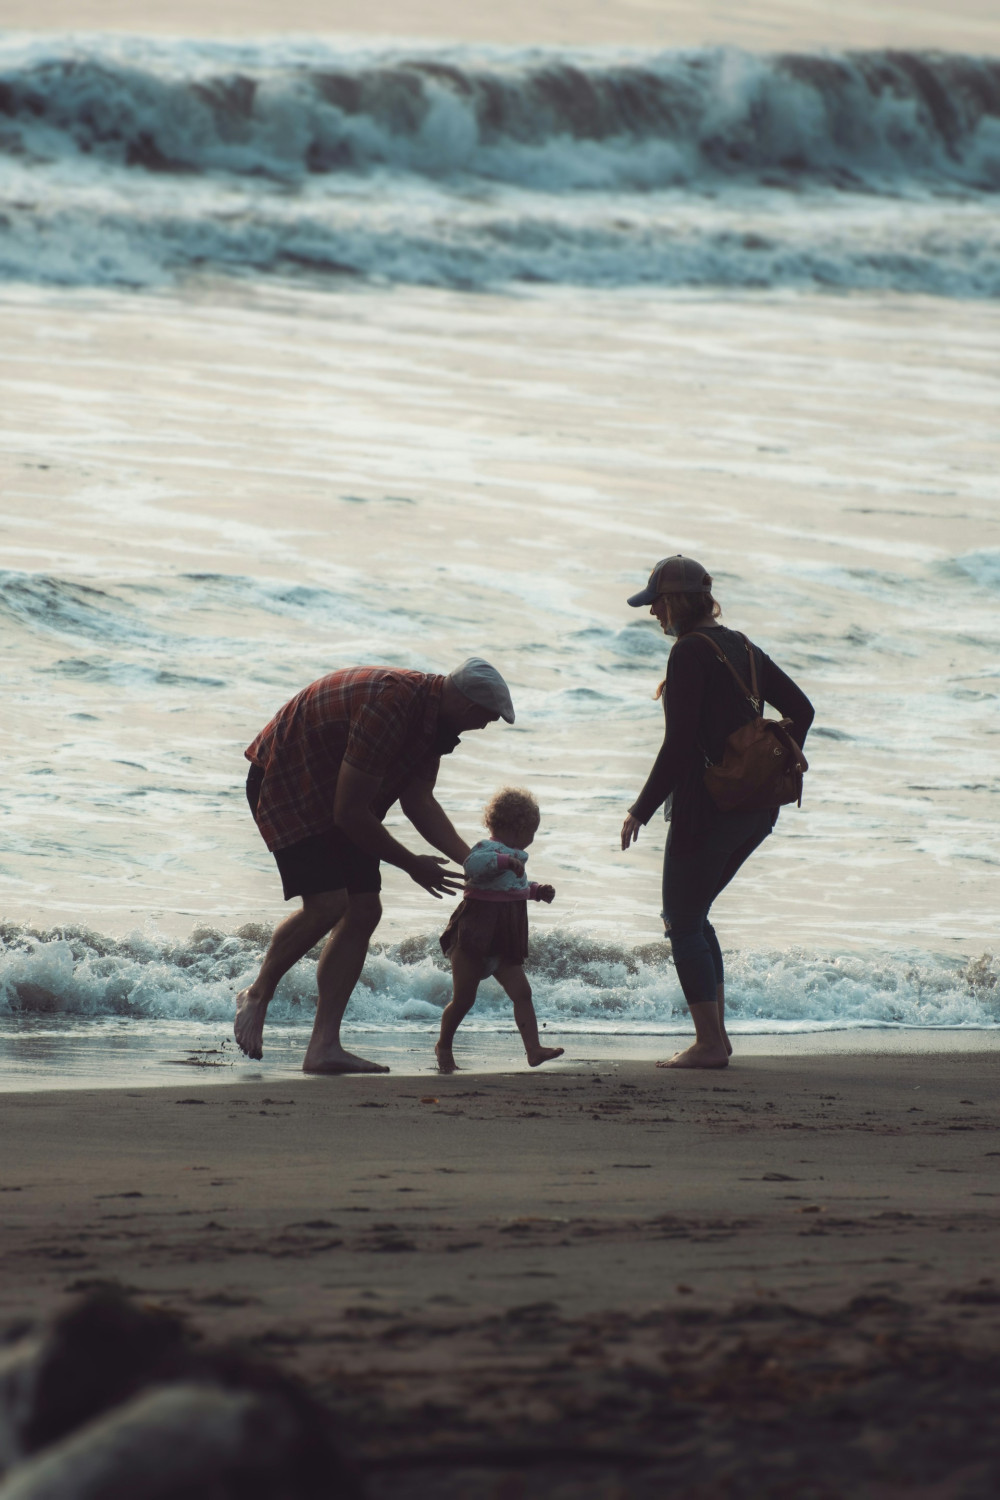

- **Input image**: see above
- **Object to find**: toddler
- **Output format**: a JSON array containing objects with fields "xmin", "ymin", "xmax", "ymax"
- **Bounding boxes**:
[{"xmin": 436, "ymin": 787, "xmax": 563, "ymax": 1072}]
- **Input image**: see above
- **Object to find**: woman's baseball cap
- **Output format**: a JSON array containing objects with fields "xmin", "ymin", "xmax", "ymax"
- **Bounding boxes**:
[{"xmin": 627, "ymin": 555, "xmax": 712, "ymax": 607}]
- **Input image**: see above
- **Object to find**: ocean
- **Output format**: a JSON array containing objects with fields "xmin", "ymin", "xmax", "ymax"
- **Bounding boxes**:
[
  {"xmin": 2, "ymin": 29, "xmax": 999, "ymax": 1077},
  {"xmin": 2, "ymin": 38, "xmax": 1000, "ymax": 294}
]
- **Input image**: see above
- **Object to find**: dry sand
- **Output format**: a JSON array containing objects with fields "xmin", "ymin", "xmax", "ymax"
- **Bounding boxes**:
[
  {"xmin": 8, "ymin": 0, "xmax": 1000, "ymax": 52},
  {"xmin": 3, "ymin": 1052, "xmax": 999, "ymax": 1495}
]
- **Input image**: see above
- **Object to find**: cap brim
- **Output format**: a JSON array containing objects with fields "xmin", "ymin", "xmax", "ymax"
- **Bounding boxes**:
[{"xmin": 626, "ymin": 586, "xmax": 656, "ymax": 607}]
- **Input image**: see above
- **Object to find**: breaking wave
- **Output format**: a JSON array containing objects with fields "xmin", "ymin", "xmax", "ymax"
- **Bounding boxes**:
[
  {"xmin": 2, "ymin": 38, "xmax": 1000, "ymax": 293},
  {"xmin": 2, "ymin": 922, "xmax": 998, "ymax": 1033},
  {"xmin": 2, "ymin": 43, "xmax": 999, "ymax": 190}
]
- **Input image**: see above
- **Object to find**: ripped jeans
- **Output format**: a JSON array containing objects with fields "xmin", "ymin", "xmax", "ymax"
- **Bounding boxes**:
[{"xmin": 662, "ymin": 809, "xmax": 774, "ymax": 1006}]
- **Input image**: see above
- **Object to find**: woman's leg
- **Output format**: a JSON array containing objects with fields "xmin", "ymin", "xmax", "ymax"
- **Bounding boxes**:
[
  {"xmin": 659, "ymin": 813, "xmax": 772, "ymax": 1069},
  {"xmin": 494, "ymin": 963, "xmax": 564, "ymax": 1067},
  {"xmin": 436, "ymin": 947, "xmax": 482, "ymax": 1072},
  {"xmin": 717, "ymin": 982, "xmax": 730, "ymax": 1054},
  {"xmin": 704, "ymin": 820, "xmax": 772, "ymax": 1054},
  {"xmin": 700, "ymin": 918, "xmax": 731, "ymax": 1055}
]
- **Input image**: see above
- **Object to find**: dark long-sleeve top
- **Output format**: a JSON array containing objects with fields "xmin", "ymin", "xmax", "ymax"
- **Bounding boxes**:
[{"xmin": 630, "ymin": 625, "xmax": 815, "ymax": 856}]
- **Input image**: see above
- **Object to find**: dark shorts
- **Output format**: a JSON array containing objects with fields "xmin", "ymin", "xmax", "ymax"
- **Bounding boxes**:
[{"xmin": 246, "ymin": 765, "xmax": 381, "ymax": 901}]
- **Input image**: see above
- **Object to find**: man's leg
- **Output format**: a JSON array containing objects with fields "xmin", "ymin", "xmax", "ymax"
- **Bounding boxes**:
[
  {"xmin": 302, "ymin": 892, "xmax": 388, "ymax": 1074},
  {"xmin": 235, "ymin": 891, "xmax": 347, "ymax": 1060}
]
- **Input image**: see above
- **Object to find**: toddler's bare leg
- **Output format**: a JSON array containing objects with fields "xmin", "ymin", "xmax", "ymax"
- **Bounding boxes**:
[
  {"xmin": 436, "ymin": 947, "xmax": 482, "ymax": 1072},
  {"xmin": 494, "ymin": 963, "xmax": 564, "ymax": 1068}
]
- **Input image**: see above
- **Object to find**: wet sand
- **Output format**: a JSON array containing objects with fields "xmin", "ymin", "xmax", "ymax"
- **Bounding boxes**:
[
  {"xmin": 3, "ymin": 1052, "xmax": 998, "ymax": 1494},
  {"xmin": 3, "ymin": 1021, "xmax": 999, "ymax": 1092}
]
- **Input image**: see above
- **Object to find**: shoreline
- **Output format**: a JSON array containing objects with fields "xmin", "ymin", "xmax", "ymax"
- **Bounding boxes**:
[{"xmin": 2, "ymin": 1023, "xmax": 998, "ymax": 1094}]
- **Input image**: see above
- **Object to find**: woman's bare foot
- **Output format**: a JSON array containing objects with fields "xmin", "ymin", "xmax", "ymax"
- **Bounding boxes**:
[
  {"xmin": 656, "ymin": 1042, "xmax": 729, "ymax": 1070},
  {"xmin": 435, "ymin": 1041, "xmax": 458, "ymax": 1073},
  {"xmin": 302, "ymin": 1044, "xmax": 389, "ymax": 1075},
  {"xmin": 234, "ymin": 988, "xmax": 269, "ymax": 1060},
  {"xmin": 527, "ymin": 1045, "xmax": 564, "ymax": 1068}
]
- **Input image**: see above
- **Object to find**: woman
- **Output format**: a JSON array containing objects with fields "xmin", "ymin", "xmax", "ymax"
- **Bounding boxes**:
[{"xmin": 621, "ymin": 555, "xmax": 814, "ymax": 1069}]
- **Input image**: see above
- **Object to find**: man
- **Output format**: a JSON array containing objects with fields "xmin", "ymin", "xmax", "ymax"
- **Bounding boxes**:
[{"xmin": 235, "ymin": 658, "xmax": 514, "ymax": 1075}]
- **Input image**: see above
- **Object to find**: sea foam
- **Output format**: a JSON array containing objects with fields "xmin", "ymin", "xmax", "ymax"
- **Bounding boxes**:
[{"xmin": 1, "ymin": 923, "xmax": 997, "ymax": 1033}]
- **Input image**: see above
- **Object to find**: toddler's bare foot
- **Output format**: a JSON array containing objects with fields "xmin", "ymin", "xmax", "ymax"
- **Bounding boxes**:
[
  {"xmin": 302, "ymin": 1044, "xmax": 389, "ymax": 1075},
  {"xmin": 527, "ymin": 1045, "xmax": 564, "ymax": 1068},
  {"xmin": 234, "ymin": 988, "xmax": 268, "ymax": 1060},
  {"xmin": 656, "ymin": 1042, "xmax": 729, "ymax": 1070},
  {"xmin": 723, "ymin": 1031, "xmax": 733, "ymax": 1056},
  {"xmin": 435, "ymin": 1041, "xmax": 458, "ymax": 1074}
]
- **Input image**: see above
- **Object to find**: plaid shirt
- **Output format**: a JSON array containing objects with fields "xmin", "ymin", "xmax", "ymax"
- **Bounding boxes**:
[{"xmin": 245, "ymin": 668, "xmax": 446, "ymax": 852}]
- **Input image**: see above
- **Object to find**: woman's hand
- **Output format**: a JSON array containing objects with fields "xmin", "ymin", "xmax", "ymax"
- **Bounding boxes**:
[{"xmin": 621, "ymin": 813, "xmax": 642, "ymax": 851}]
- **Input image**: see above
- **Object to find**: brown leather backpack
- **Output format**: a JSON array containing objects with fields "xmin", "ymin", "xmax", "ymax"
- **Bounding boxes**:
[{"xmin": 691, "ymin": 633, "xmax": 808, "ymax": 813}]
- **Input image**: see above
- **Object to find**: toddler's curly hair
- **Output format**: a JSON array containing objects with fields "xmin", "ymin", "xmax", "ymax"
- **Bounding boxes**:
[{"xmin": 484, "ymin": 786, "xmax": 540, "ymax": 842}]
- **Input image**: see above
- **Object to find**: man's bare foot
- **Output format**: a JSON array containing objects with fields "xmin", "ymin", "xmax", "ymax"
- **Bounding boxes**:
[
  {"xmin": 527, "ymin": 1046, "xmax": 564, "ymax": 1068},
  {"xmin": 435, "ymin": 1041, "xmax": 458, "ymax": 1074},
  {"xmin": 656, "ymin": 1042, "xmax": 729, "ymax": 1070},
  {"xmin": 302, "ymin": 1044, "xmax": 389, "ymax": 1075},
  {"xmin": 234, "ymin": 988, "xmax": 269, "ymax": 1061}
]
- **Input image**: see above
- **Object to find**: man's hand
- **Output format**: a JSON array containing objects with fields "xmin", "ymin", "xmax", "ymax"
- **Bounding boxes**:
[
  {"xmin": 621, "ymin": 813, "xmax": 642, "ymax": 851},
  {"xmin": 536, "ymin": 884, "xmax": 556, "ymax": 904},
  {"xmin": 408, "ymin": 854, "xmax": 465, "ymax": 899}
]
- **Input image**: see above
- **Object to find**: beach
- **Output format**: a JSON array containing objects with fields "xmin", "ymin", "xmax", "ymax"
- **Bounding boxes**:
[
  {"xmin": 2, "ymin": 0, "xmax": 1000, "ymax": 1487},
  {"xmin": 3, "ymin": 1049, "xmax": 999, "ymax": 1493}
]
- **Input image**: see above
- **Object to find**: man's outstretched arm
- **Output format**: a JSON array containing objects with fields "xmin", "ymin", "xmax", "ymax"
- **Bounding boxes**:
[
  {"xmin": 334, "ymin": 763, "xmax": 463, "ymax": 898},
  {"xmin": 399, "ymin": 771, "xmax": 471, "ymax": 866}
]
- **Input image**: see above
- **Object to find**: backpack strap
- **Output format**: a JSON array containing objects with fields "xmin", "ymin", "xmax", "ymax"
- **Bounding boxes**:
[
  {"xmin": 690, "ymin": 632, "xmax": 762, "ymax": 714},
  {"xmin": 739, "ymin": 632, "xmax": 763, "ymax": 713}
]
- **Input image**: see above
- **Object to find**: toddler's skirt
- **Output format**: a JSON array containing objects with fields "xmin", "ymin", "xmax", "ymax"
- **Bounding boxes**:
[{"xmin": 440, "ymin": 899, "xmax": 529, "ymax": 973}]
